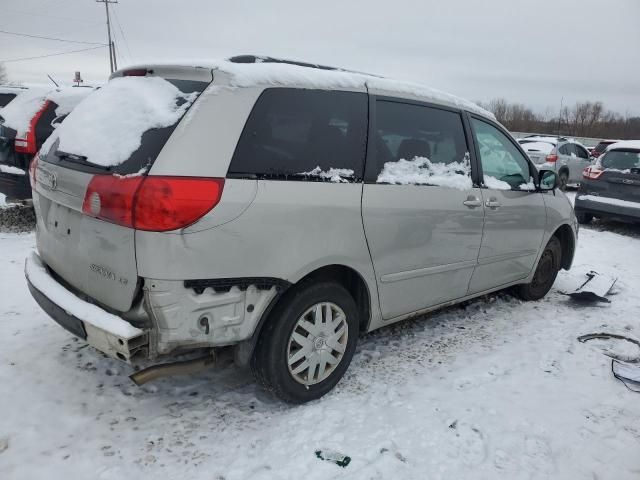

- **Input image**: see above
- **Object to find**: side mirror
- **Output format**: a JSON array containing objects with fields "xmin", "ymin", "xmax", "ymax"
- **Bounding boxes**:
[{"xmin": 538, "ymin": 170, "xmax": 558, "ymax": 191}]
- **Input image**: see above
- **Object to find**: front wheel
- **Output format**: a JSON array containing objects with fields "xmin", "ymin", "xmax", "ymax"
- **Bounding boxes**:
[
  {"xmin": 576, "ymin": 212, "xmax": 593, "ymax": 224},
  {"xmin": 251, "ymin": 281, "xmax": 359, "ymax": 403},
  {"xmin": 558, "ymin": 171, "xmax": 569, "ymax": 191},
  {"xmin": 516, "ymin": 236, "xmax": 562, "ymax": 301}
]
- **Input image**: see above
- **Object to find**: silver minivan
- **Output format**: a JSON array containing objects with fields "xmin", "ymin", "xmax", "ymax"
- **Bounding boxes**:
[{"xmin": 25, "ymin": 56, "xmax": 578, "ymax": 403}]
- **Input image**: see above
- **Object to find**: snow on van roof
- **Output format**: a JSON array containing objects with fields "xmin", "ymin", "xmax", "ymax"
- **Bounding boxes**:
[
  {"xmin": 607, "ymin": 140, "xmax": 640, "ymax": 151},
  {"xmin": 119, "ymin": 58, "xmax": 494, "ymax": 118}
]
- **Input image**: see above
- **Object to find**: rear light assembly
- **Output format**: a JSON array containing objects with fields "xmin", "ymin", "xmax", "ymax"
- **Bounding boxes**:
[
  {"xmin": 583, "ymin": 166, "xmax": 603, "ymax": 180},
  {"xmin": 545, "ymin": 154, "xmax": 558, "ymax": 163},
  {"xmin": 15, "ymin": 100, "xmax": 51, "ymax": 155},
  {"xmin": 122, "ymin": 69, "xmax": 149, "ymax": 77},
  {"xmin": 82, "ymin": 176, "xmax": 224, "ymax": 232}
]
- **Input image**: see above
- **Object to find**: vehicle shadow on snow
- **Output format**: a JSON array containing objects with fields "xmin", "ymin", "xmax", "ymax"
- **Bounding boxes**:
[{"xmin": 582, "ymin": 218, "xmax": 640, "ymax": 238}]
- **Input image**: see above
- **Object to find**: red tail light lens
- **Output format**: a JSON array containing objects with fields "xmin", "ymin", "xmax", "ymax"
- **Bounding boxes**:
[
  {"xmin": 15, "ymin": 100, "xmax": 51, "ymax": 154},
  {"xmin": 583, "ymin": 166, "xmax": 603, "ymax": 180},
  {"xmin": 82, "ymin": 176, "xmax": 224, "ymax": 231},
  {"xmin": 545, "ymin": 154, "xmax": 558, "ymax": 163},
  {"xmin": 134, "ymin": 177, "xmax": 224, "ymax": 231},
  {"xmin": 122, "ymin": 69, "xmax": 149, "ymax": 77}
]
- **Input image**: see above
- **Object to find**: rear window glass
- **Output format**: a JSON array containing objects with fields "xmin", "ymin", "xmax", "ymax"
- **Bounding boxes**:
[
  {"xmin": 229, "ymin": 88, "xmax": 368, "ymax": 182},
  {"xmin": 601, "ymin": 150, "xmax": 640, "ymax": 170},
  {"xmin": 42, "ymin": 78, "xmax": 208, "ymax": 175},
  {"xmin": 0, "ymin": 93, "xmax": 17, "ymax": 108},
  {"xmin": 594, "ymin": 142, "xmax": 614, "ymax": 154}
]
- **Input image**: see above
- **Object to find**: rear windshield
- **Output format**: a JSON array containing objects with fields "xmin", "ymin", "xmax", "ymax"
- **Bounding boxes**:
[
  {"xmin": 594, "ymin": 141, "xmax": 614, "ymax": 154},
  {"xmin": 42, "ymin": 78, "xmax": 208, "ymax": 175},
  {"xmin": 601, "ymin": 150, "xmax": 640, "ymax": 170},
  {"xmin": 0, "ymin": 93, "xmax": 17, "ymax": 108},
  {"xmin": 229, "ymin": 88, "xmax": 368, "ymax": 181}
]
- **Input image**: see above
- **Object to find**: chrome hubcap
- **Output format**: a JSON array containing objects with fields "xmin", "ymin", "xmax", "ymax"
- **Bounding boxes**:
[{"xmin": 287, "ymin": 302, "xmax": 348, "ymax": 385}]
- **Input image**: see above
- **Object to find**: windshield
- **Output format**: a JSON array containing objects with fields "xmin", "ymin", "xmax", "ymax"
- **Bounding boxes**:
[{"xmin": 600, "ymin": 150, "xmax": 640, "ymax": 170}]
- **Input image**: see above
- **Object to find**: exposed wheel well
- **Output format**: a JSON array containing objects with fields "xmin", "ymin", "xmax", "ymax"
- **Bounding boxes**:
[
  {"xmin": 558, "ymin": 167, "xmax": 569, "ymax": 175},
  {"xmin": 552, "ymin": 224, "xmax": 575, "ymax": 270},
  {"xmin": 296, "ymin": 265, "xmax": 371, "ymax": 334}
]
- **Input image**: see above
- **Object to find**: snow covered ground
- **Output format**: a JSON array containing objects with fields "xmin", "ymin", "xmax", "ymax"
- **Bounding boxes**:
[{"xmin": 2, "ymin": 205, "xmax": 640, "ymax": 479}]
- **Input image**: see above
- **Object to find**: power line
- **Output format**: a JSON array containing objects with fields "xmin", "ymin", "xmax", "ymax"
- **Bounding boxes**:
[
  {"xmin": 0, "ymin": 29, "xmax": 107, "ymax": 46},
  {"xmin": 0, "ymin": 45, "xmax": 107, "ymax": 63},
  {"xmin": 96, "ymin": 0, "xmax": 118, "ymax": 74},
  {"xmin": 111, "ymin": 6, "xmax": 133, "ymax": 63}
]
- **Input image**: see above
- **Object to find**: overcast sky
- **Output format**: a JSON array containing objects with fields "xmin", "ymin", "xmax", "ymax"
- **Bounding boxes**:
[{"xmin": 2, "ymin": 0, "xmax": 639, "ymax": 115}]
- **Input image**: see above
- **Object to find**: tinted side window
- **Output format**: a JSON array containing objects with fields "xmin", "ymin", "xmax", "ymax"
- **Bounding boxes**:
[
  {"xmin": 229, "ymin": 89, "xmax": 367, "ymax": 181},
  {"xmin": 374, "ymin": 100, "xmax": 470, "ymax": 186},
  {"xmin": 574, "ymin": 144, "xmax": 589, "ymax": 159},
  {"xmin": 0, "ymin": 93, "xmax": 17, "ymax": 108},
  {"xmin": 471, "ymin": 118, "xmax": 532, "ymax": 189},
  {"xmin": 558, "ymin": 143, "xmax": 572, "ymax": 155}
]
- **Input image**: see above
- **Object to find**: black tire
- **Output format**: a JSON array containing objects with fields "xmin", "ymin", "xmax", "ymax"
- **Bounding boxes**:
[
  {"xmin": 576, "ymin": 212, "xmax": 593, "ymax": 224},
  {"xmin": 516, "ymin": 236, "xmax": 562, "ymax": 301},
  {"xmin": 558, "ymin": 171, "xmax": 569, "ymax": 191},
  {"xmin": 251, "ymin": 281, "xmax": 359, "ymax": 404}
]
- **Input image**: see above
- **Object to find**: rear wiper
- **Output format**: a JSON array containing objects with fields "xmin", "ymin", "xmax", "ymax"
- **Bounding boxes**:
[{"xmin": 54, "ymin": 150, "xmax": 112, "ymax": 172}]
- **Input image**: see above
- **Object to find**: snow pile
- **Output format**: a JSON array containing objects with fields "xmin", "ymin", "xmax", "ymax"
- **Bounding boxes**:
[
  {"xmin": 577, "ymin": 194, "xmax": 640, "ymax": 209},
  {"xmin": 483, "ymin": 175, "xmax": 510, "ymax": 190},
  {"xmin": 45, "ymin": 77, "xmax": 197, "ymax": 167},
  {"xmin": 48, "ymin": 87, "xmax": 94, "ymax": 117},
  {"xmin": 0, "ymin": 86, "xmax": 50, "ymax": 137},
  {"xmin": 377, "ymin": 156, "xmax": 472, "ymax": 190},
  {"xmin": 0, "ymin": 165, "xmax": 25, "ymax": 175},
  {"xmin": 521, "ymin": 141, "xmax": 554, "ymax": 154},
  {"xmin": 607, "ymin": 140, "xmax": 640, "ymax": 152},
  {"xmin": 519, "ymin": 178, "xmax": 536, "ymax": 190},
  {"xmin": 298, "ymin": 166, "xmax": 354, "ymax": 183},
  {"xmin": 24, "ymin": 252, "xmax": 143, "ymax": 338}
]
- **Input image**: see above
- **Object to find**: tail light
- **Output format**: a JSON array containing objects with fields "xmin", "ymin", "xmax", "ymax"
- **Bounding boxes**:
[
  {"xmin": 583, "ymin": 166, "xmax": 603, "ymax": 180},
  {"xmin": 15, "ymin": 100, "xmax": 51, "ymax": 155},
  {"xmin": 29, "ymin": 153, "xmax": 39, "ymax": 188},
  {"xmin": 82, "ymin": 176, "xmax": 225, "ymax": 231},
  {"xmin": 545, "ymin": 154, "xmax": 558, "ymax": 163},
  {"xmin": 122, "ymin": 69, "xmax": 149, "ymax": 77}
]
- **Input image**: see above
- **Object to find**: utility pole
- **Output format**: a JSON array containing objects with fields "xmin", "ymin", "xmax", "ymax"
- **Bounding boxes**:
[{"xmin": 96, "ymin": 0, "xmax": 118, "ymax": 74}]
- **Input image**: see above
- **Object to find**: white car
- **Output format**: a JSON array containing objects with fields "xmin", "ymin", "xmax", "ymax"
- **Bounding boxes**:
[{"xmin": 518, "ymin": 136, "xmax": 592, "ymax": 190}]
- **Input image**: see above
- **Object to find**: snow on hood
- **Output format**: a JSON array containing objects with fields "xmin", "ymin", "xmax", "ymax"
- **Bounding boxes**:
[
  {"xmin": 43, "ymin": 76, "xmax": 197, "ymax": 167},
  {"xmin": 377, "ymin": 155, "xmax": 472, "ymax": 190},
  {"xmin": 0, "ymin": 86, "xmax": 93, "ymax": 138},
  {"xmin": 607, "ymin": 140, "xmax": 640, "ymax": 152}
]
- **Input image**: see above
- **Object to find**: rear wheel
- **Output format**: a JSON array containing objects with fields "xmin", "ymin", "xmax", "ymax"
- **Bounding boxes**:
[
  {"xmin": 516, "ymin": 236, "xmax": 562, "ymax": 301},
  {"xmin": 576, "ymin": 212, "xmax": 593, "ymax": 224},
  {"xmin": 251, "ymin": 281, "xmax": 359, "ymax": 403},
  {"xmin": 558, "ymin": 171, "xmax": 569, "ymax": 191}
]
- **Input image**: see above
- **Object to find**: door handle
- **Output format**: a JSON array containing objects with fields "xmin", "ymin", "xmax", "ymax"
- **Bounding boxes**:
[
  {"xmin": 485, "ymin": 198, "xmax": 501, "ymax": 209},
  {"xmin": 463, "ymin": 196, "xmax": 482, "ymax": 208}
]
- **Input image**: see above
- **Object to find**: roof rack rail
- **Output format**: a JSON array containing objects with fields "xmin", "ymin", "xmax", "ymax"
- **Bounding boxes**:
[{"xmin": 227, "ymin": 55, "xmax": 383, "ymax": 78}]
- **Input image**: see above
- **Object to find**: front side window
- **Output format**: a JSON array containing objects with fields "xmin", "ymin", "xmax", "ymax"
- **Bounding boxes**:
[
  {"xmin": 471, "ymin": 118, "xmax": 532, "ymax": 190},
  {"xmin": 374, "ymin": 100, "xmax": 471, "ymax": 188},
  {"xmin": 229, "ymin": 88, "xmax": 368, "ymax": 182}
]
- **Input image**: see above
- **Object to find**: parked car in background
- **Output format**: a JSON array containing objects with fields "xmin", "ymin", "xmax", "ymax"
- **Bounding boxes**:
[
  {"xmin": 0, "ymin": 85, "xmax": 93, "ymax": 202},
  {"xmin": 25, "ymin": 57, "xmax": 577, "ymax": 403},
  {"xmin": 575, "ymin": 140, "xmax": 640, "ymax": 224},
  {"xmin": 518, "ymin": 136, "xmax": 592, "ymax": 190},
  {"xmin": 591, "ymin": 139, "xmax": 620, "ymax": 159}
]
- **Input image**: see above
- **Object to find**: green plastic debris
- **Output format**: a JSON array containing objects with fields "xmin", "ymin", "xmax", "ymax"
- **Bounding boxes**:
[{"xmin": 315, "ymin": 449, "xmax": 351, "ymax": 467}]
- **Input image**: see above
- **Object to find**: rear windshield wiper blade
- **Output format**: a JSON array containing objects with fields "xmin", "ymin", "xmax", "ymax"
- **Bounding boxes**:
[{"xmin": 54, "ymin": 150, "xmax": 111, "ymax": 171}]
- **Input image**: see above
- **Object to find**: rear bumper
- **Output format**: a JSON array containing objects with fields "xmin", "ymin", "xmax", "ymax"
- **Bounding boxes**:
[
  {"xmin": 25, "ymin": 252, "xmax": 148, "ymax": 362},
  {"xmin": 575, "ymin": 195, "xmax": 640, "ymax": 223}
]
